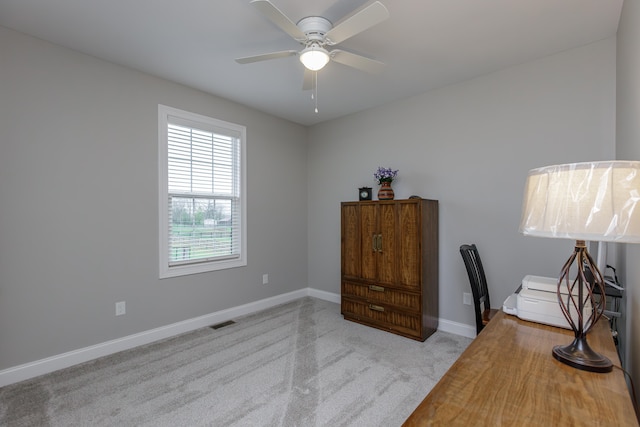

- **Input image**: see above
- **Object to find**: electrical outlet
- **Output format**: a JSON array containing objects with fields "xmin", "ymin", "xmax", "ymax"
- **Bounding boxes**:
[
  {"xmin": 463, "ymin": 293, "xmax": 472, "ymax": 306},
  {"xmin": 262, "ymin": 274, "xmax": 269, "ymax": 285},
  {"xmin": 115, "ymin": 301, "xmax": 126, "ymax": 316}
]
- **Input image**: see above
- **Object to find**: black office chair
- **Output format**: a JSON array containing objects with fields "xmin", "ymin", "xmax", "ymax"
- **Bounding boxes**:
[{"xmin": 460, "ymin": 244, "xmax": 498, "ymax": 335}]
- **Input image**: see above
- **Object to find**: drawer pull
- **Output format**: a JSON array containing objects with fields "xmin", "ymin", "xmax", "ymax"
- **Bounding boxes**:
[
  {"xmin": 368, "ymin": 304, "xmax": 385, "ymax": 312},
  {"xmin": 368, "ymin": 285, "xmax": 385, "ymax": 292}
]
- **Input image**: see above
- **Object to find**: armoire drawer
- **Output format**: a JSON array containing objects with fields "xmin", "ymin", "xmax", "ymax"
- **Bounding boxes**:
[
  {"xmin": 341, "ymin": 297, "xmax": 421, "ymax": 338},
  {"xmin": 342, "ymin": 281, "xmax": 420, "ymax": 311}
]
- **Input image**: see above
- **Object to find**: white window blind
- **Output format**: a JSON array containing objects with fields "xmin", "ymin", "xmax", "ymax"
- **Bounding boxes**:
[{"xmin": 159, "ymin": 105, "xmax": 246, "ymax": 278}]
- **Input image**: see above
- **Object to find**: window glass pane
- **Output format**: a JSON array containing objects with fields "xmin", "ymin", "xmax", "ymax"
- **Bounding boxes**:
[{"xmin": 169, "ymin": 197, "xmax": 234, "ymax": 263}]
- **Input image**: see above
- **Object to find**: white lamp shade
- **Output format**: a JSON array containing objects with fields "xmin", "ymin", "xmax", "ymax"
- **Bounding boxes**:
[
  {"xmin": 300, "ymin": 46, "xmax": 330, "ymax": 71},
  {"xmin": 519, "ymin": 161, "xmax": 640, "ymax": 243}
]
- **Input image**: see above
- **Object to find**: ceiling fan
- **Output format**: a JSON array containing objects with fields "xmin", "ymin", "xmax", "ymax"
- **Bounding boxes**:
[{"xmin": 235, "ymin": 0, "xmax": 389, "ymax": 90}]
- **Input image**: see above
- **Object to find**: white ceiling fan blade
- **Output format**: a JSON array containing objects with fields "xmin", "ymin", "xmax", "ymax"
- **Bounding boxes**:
[
  {"xmin": 330, "ymin": 49, "xmax": 385, "ymax": 74},
  {"xmin": 250, "ymin": 0, "xmax": 306, "ymax": 42},
  {"xmin": 235, "ymin": 50, "xmax": 298, "ymax": 64},
  {"xmin": 302, "ymin": 69, "xmax": 313, "ymax": 90},
  {"xmin": 324, "ymin": 1, "xmax": 389, "ymax": 45}
]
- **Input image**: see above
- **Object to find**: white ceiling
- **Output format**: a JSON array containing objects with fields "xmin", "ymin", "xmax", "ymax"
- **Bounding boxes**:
[{"xmin": 0, "ymin": 0, "xmax": 623, "ymax": 126}]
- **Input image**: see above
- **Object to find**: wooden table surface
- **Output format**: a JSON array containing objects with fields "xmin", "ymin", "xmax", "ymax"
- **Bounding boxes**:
[{"xmin": 403, "ymin": 310, "xmax": 638, "ymax": 426}]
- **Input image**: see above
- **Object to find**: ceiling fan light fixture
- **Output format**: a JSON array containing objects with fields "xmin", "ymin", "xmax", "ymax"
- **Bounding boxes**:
[{"xmin": 300, "ymin": 45, "xmax": 330, "ymax": 71}]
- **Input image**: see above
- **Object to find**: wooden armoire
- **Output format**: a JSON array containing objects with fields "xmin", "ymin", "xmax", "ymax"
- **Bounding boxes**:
[{"xmin": 340, "ymin": 198, "xmax": 438, "ymax": 341}]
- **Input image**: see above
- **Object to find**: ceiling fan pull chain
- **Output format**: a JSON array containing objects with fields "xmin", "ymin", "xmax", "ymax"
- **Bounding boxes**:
[{"xmin": 314, "ymin": 71, "xmax": 319, "ymax": 113}]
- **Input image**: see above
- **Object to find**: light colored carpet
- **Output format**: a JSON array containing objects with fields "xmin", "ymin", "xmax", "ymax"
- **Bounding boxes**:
[{"xmin": 0, "ymin": 297, "xmax": 471, "ymax": 426}]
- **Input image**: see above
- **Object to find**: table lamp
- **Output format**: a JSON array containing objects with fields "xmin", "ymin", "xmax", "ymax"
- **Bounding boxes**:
[{"xmin": 519, "ymin": 160, "xmax": 640, "ymax": 372}]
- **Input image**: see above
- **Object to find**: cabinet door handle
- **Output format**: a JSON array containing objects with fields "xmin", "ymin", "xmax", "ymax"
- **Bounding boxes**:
[
  {"xmin": 369, "ymin": 285, "xmax": 385, "ymax": 292},
  {"xmin": 368, "ymin": 304, "xmax": 385, "ymax": 312},
  {"xmin": 371, "ymin": 234, "xmax": 383, "ymax": 252}
]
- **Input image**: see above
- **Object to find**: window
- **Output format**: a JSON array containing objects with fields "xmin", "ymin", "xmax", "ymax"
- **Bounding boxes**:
[{"xmin": 159, "ymin": 105, "xmax": 246, "ymax": 278}]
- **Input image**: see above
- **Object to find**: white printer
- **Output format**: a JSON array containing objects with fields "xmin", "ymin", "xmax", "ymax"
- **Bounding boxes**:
[{"xmin": 503, "ymin": 275, "xmax": 592, "ymax": 330}]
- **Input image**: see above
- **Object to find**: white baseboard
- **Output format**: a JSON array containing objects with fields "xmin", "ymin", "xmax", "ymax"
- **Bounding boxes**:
[
  {"xmin": 0, "ymin": 288, "xmax": 309, "ymax": 387},
  {"xmin": 308, "ymin": 288, "xmax": 341, "ymax": 304},
  {"xmin": 0, "ymin": 288, "xmax": 474, "ymax": 387},
  {"xmin": 437, "ymin": 318, "xmax": 477, "ymax": 338}
]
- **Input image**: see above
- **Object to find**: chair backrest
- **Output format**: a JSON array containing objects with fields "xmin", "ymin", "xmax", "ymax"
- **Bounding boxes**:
[{"xmin": 460, "ymin": 244, "xmax": 491, "ymax": 334}]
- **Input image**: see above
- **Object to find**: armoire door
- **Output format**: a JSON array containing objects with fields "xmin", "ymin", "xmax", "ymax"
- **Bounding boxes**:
[
  {"xmin": 376, "ymin": 202, "xmax": 397, "ymax": 286},
  {"xmin": 341, "ymin": 203, "xmax": 361, "ymax": 279},
  {"xmin": 358, "ymin": 202, "xmax": 397, "ymax": 285}
]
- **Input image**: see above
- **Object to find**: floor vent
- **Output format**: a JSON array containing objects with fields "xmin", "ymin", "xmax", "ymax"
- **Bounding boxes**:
[{"xmin": 210, "ymin": 320, "xmax": 236, "ymax": 330}]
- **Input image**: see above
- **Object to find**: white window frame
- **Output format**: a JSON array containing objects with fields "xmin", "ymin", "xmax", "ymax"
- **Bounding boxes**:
[{"xmin": 158, "ymin": 105, "xmax": 246, "ymax": 278}]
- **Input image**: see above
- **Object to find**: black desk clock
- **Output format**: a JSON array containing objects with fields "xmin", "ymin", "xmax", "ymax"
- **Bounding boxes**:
[{"xmin": 359, "ymin": 187, "xmax": 372, "ymax": 201}]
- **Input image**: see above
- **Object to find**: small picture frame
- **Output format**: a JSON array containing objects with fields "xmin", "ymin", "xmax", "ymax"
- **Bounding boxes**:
[{"xmin": 359, "ymin": 187, "xmax": 372, "ymax": 201}]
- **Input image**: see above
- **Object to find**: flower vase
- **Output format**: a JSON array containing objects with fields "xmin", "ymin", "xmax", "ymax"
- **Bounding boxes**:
[{"xmin": 378, "ymin": 181, "xmax": 395, "ymax": 200}]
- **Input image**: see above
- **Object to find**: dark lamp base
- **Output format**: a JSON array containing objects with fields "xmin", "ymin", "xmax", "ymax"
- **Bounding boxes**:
[{"xmin": 552, "ymin": 336, "xmax": 613, "ymax": 373}]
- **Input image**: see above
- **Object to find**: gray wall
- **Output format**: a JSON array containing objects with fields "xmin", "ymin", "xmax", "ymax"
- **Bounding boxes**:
[
  {"xmin": 307, "ymin": 38, "xmax": 616, "ymax": 330},
  {"xmin": 0, "ymin": 26, "xmax": 308, "ymax": 370},
  {"xmin": 617, "ymin": 0, "xmax": 640, "ymax": 405}
]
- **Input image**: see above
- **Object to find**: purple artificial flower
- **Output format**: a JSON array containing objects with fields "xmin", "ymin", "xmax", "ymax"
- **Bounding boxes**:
[{"xmin": 374, "ymin": 167, "xmax": 398, "ymax": 184}]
